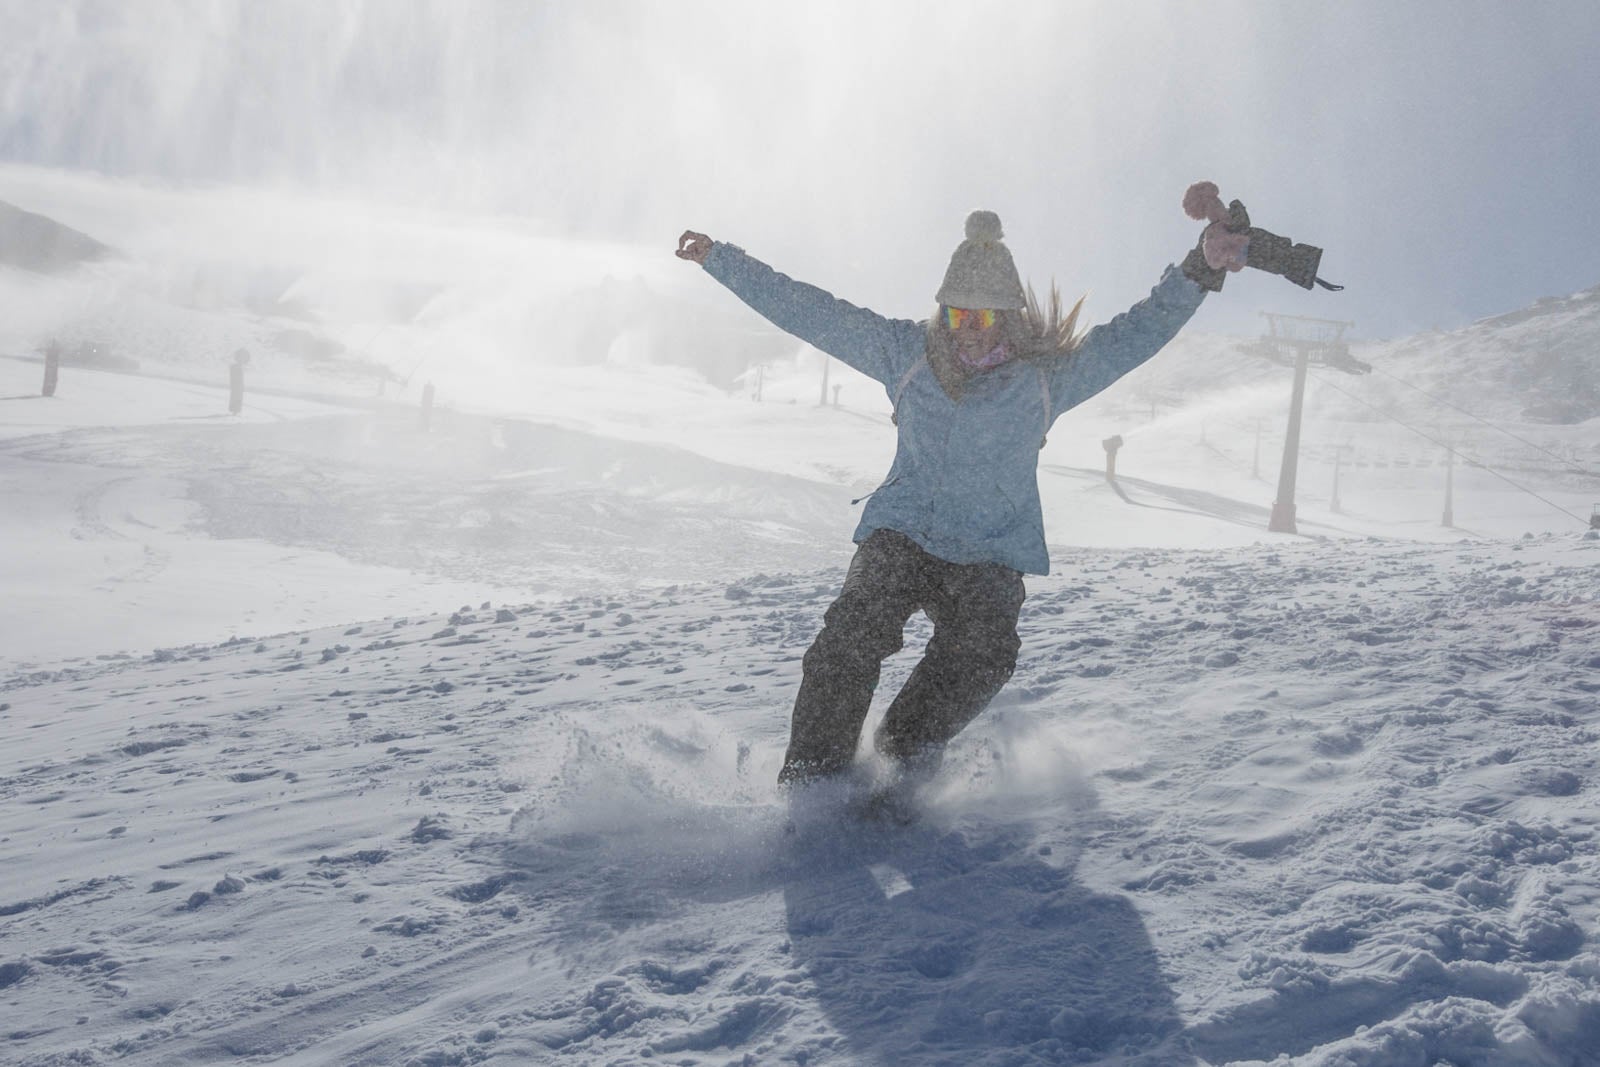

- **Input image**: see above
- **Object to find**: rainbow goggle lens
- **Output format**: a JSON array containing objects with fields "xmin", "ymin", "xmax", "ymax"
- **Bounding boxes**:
[{"xmin": 944, "ymin": 307, "xmax": 998, "ymax": 331}]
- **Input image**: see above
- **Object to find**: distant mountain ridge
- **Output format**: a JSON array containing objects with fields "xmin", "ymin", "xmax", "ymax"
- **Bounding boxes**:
[
  {"xmin": 0, "ymin": 198, "xmax": 112, "ymax": 273},
  {"xmin": 1373, "ymin": 282, "xmax": 1600, "ymax": 423}
]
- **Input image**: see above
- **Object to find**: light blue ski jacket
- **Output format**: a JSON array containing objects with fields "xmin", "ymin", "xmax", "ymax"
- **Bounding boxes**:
[{"xmin": 703, "ymin": 243, "xmax": 1206, "ymax": 575}]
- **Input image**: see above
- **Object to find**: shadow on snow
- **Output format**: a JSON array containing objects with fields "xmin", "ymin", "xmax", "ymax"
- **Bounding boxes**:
[
  {"xmin": 781, "ymin": 823, "xmax": 1193, "ymax": 1066},
  {"xmin": 502, "ymin": 786, "xmax": 1192, "ymax": 1065}
]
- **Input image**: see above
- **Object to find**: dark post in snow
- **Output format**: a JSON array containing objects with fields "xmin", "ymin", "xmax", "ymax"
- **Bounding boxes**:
[
  {"xmin": 420, "ymin": 381, "xmax": 435, "ymax": 433},
  {"xmin": 1441, "ymin": 445, "xmax": 1455, "ymax": 527},
  {"xmin": 1330, "ymin": 445, "xmax": 1345, "ymax": 514},
  {"xmin": 1247, "ymin": 314, "xmax": 1366, "ymax": 536},
  {"xmin": 1102, "ymin": 435, "xmax": 1124, "ymax": 485},
  {"xmin": 832, "ymin": 383, "xmax": 842, "ymax": 408},
  {"xmin": 42, "ymin": 340, "xmax": 60, "ymax": 397},
  {"xmin": 229, "ymin": 348, "xmax": 250, "ymax": 415}
]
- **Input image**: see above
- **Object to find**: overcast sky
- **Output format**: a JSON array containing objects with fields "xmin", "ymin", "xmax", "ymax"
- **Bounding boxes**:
[{"xmin": 3, "ymin": 0, "xmax": 1598, "ymax": 340}]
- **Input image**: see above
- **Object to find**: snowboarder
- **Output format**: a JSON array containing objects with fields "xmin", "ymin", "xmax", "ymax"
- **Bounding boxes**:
[{"xmin": 676, "ymin": 183, "xmax": 1328, "ymax": 797}]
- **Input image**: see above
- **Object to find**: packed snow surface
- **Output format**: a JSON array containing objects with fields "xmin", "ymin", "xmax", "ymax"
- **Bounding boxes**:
[
  {"xmin": 5, "ymin": 526, "xmax": 1599, "ymax": 1065},
  {"xmin": 4, "ymin": 270, "xmax": 1600, "ymax": 1063}
]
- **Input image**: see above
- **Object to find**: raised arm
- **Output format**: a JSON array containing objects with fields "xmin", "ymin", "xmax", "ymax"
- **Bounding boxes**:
[
  {"xmin": 1043, "ymin": 180, "xmax": 1343, "ymax": 421},
  {"xmin": 1046, "ymin": 264, "xmax": 1207, "ymax": 420},
  {"xmin": 677, "ymin": 230, "xmax": 920, "ymax": 387}
]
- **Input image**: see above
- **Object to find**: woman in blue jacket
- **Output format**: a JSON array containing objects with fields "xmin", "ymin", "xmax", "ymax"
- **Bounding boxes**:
[{"xmin": 677, "ymin": 188, "xmax": 1275, "ymax": 792}]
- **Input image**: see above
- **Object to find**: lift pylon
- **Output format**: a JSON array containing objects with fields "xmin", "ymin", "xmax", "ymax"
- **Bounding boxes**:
[{"xmin": 1243, "ymin": 314, "xmax": 1369, "ymax": 534}]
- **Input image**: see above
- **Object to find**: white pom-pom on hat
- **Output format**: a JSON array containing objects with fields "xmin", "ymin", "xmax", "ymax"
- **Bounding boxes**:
[{"xmin": 965, "ymin": 210, "xmax": 1005, "ymax": 243}]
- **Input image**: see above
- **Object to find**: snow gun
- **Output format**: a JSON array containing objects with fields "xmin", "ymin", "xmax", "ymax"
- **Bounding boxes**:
[{"xmin": 1181, "ymin": 181, "xmax": 1343, "ymax": 293}]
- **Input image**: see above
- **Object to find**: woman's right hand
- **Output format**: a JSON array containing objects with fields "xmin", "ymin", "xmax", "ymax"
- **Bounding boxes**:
[{"xmin": 676, "ymin": 230, "xmax": 713, "ymax": 264}]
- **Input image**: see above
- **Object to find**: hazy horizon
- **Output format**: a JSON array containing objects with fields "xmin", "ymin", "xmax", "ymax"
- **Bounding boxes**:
[{"xmin": 3, "ymin": 0, "xmax": 1600, "ymax": 340}]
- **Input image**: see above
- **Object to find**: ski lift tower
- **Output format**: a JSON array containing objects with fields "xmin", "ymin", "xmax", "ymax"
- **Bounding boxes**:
[{"xmin": 1245, "ymin": 313, "xmax": 1370, "ymax": 534}]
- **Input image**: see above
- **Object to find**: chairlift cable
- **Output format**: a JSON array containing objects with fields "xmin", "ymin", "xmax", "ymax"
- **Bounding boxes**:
[
  {"xmin": 1363, "ymin": 363, "xmax": 1599, "ymax": 480},
  {"xmin": 1308, "ymin": 372, "xmax": 1590, "ymax": 527}
]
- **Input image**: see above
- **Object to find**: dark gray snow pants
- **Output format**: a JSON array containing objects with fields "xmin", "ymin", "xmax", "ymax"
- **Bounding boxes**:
[{"xmin": 778, "ymin": 528, "xmax": 1025, "ymax": 785}]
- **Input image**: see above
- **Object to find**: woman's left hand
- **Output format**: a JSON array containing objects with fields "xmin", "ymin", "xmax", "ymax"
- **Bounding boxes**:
[
  {"xmin": 1184, "ymin": 182, "xmax": 1249, "ymax": 272},
  {"xmin": 1202, "ymin": 226, "xmax": 1250, "ymax": 272},
  {"xmin": 676, "ymin": 230, "xmax": 713, "ymax": 264}
]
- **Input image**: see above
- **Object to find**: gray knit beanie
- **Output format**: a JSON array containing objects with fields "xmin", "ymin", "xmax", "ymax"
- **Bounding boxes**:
[{"xmin": 935, "ymin": 210, "xmax": 1026, "ymax": 310}]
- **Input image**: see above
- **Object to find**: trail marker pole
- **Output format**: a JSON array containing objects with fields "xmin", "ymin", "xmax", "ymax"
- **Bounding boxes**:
[
  {"xmin": 1442, "ymin": 445, "xmax": 1455, "ymax": 527},
  {"xmin": 1103, "ymin": 435, "xmax": 1123, "ymax": 485},
  {"xmin": 42, "ymin": 342, "xmax": 60, "ymax": 397},
  {"xmin": 229, "ymin": 348, "xmax": 250, "ymax": 415},
  {"xmin": 1330, "ymin": 445, "xmax": 1344, "ymax": 514}
]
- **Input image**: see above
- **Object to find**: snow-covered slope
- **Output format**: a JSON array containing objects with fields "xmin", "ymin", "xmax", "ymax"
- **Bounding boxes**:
[
  {"xmin": 4, "ymin": 533, "xmax": 1598, "ymax": 1066},
  {"xmin": 1367, "ymin": 284, "xmax": 1600, "ymax": 425},
  {"xmin": 5, "ymin": 175, "xmax": 1600, "ymax": 1066},
  {"xmin": 7, "ymin": 347, "xmax": 1594, "ymax": 670}
]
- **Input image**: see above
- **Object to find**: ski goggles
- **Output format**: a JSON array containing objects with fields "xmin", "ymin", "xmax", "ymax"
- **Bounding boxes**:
[{"xmin": 943, "ymin": 307, "xmax": 998, "ymax": 331}]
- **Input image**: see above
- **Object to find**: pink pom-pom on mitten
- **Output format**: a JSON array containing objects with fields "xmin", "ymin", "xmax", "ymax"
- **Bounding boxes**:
[
  {"xmin": 1183, "ymin": 181, "xmax": 1229, "ymax": 224},
  {"xmin": 1202, "ymin": 226, "xmax": 1250, "ymax": 272}
]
